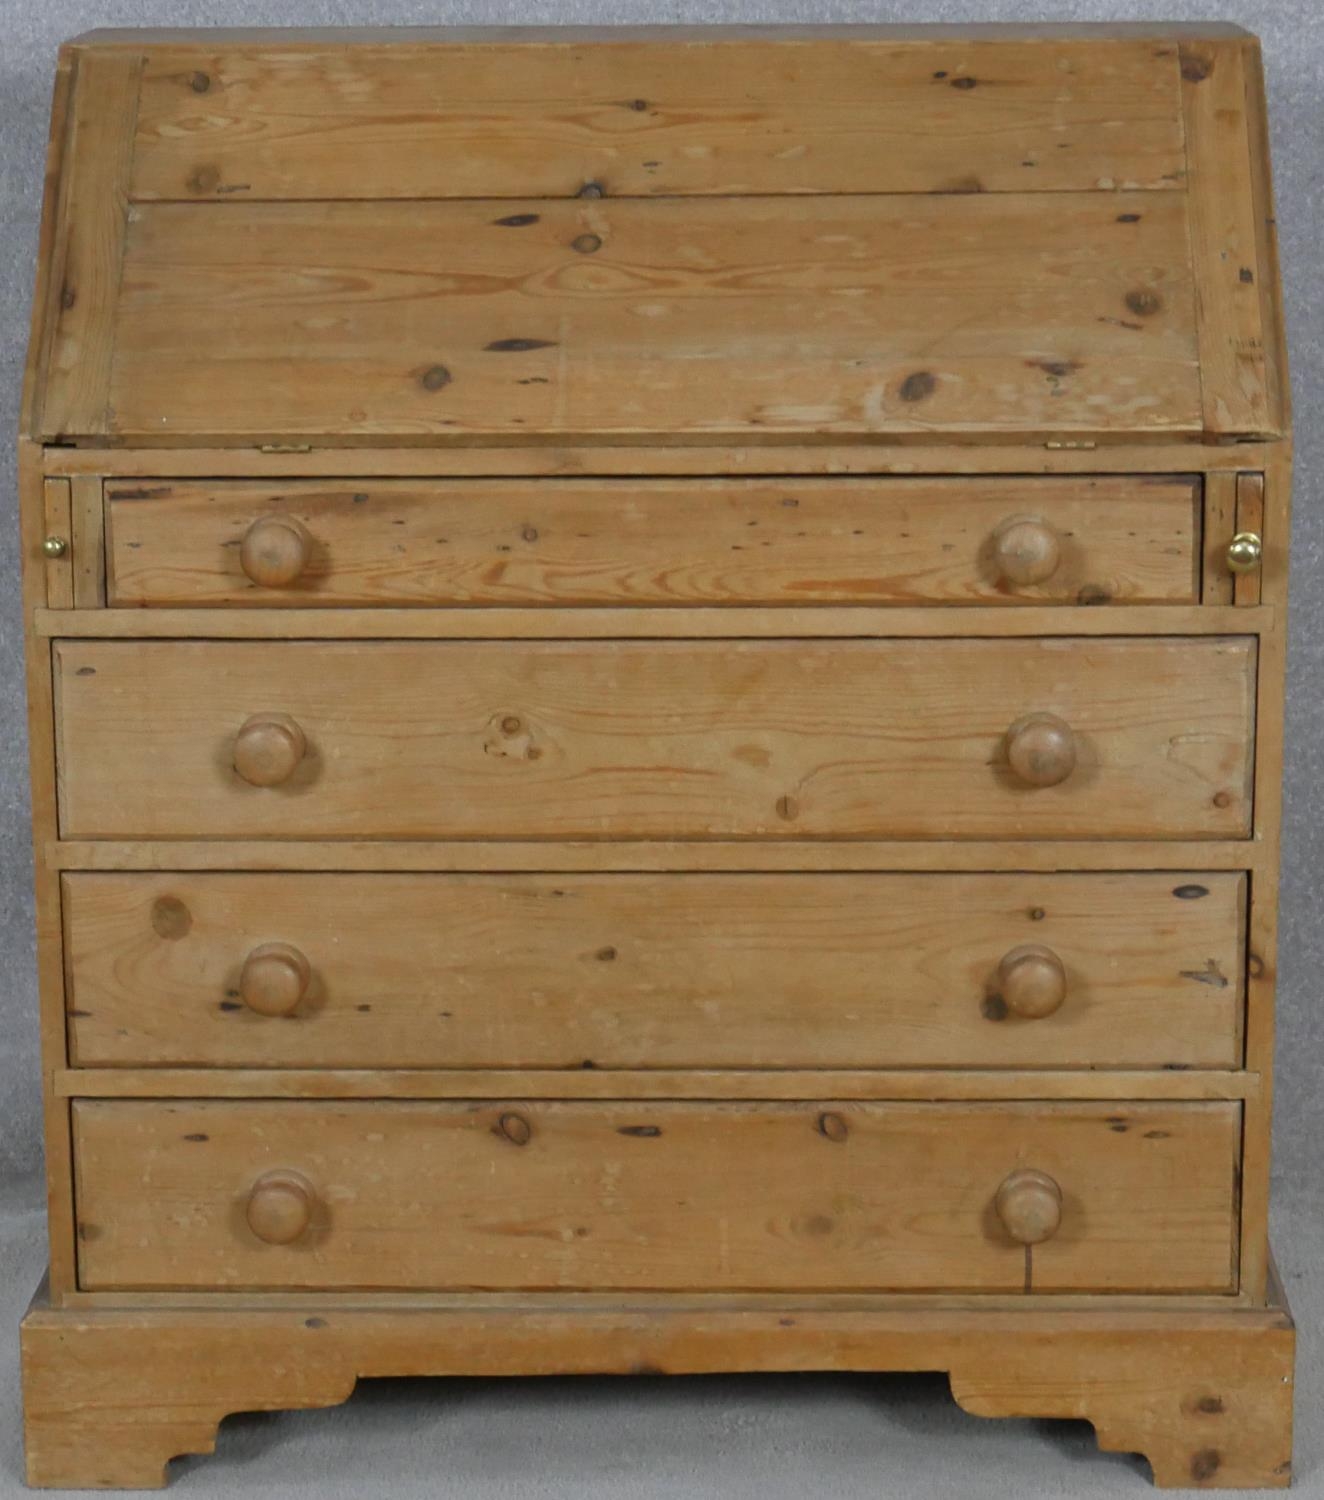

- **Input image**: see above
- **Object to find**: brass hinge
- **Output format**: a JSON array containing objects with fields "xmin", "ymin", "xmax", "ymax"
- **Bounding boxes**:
[{"xmin": 257, "ymin": 442, "xmax": 314, "ymax": 454}]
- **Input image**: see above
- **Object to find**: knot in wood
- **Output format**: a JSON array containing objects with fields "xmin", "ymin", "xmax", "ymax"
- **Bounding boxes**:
[
  {"xmin": 816, "ymin": 1111, "xmax": 849, "ymax": 1143},
  {"xmin": 495, "ymin": 1112, "xmax": 532, "ymax": 1147}
]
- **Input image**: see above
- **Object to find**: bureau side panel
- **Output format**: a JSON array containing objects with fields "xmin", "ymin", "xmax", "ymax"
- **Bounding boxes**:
[
  {"xmin": 33, "ymin": 50, "xmax": 143, "ymax": 442},
  {"xmin": 1238, "ymin": 452, "xmax": 1291, "ymax": 1301},
  {"xmin": 1179, "ymin": 37, "xmax": 1284, "ymax": 438}
]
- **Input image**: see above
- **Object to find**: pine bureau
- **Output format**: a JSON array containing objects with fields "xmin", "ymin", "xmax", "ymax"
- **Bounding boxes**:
[{"xmin": 18, "ymin": 23, "xmax": 1295, "ymax": 1490}]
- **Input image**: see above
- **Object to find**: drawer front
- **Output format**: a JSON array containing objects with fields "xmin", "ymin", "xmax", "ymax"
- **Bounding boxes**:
[
  {"xmin": 65, "ymin": 872, "xmax": 1246, "ymax": 1070},
  {"xmin": 55, "ymin": 638, "xmax": 1254, "ymax": 841},
  {"xmin": 72, "ymin": 1100, "xmax": 1239, "ymax": 1293},
  {"xmin": 104, "ymin": 476, "xmax": 1200, "ymax": 609}
]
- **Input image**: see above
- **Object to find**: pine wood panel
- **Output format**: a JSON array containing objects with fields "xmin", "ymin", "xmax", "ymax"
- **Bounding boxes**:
[
  {"xmin": 20, "ymin": 1275, "xmax": 1295, "ymax": 1489},
  {"xmin": 1180, "ymin": 40, "xmax": 1279, "ymax": 438},
  {"xmin": 37, "ymin": 50, "xmax": 142, "ymax": 441},
  {"xmin": 71, "ymin": 1099, "xmax": 1240, "ymax": 1293},
  {"xmin": 18, "ymin": 51, "xmax": 74, "ymax": 444},
  {"xmin": 1234, "ymin": 471, "xmax": 1265, "ymax": 608},
  {"xmin": 1203, "ymin": 470, "xmax": 1237, "ymax": 605},
  {"xmin": 43, "ymin": 440, "xmax": 1281, "ymax": 477},
  {"xmin": 1240, "ymin": 37, "xmax": 1291, "ymax": 437},
  {"xmin": 53, "ymin": 637, "xmax": 1255, "ymax": 841},
  {"xmin": 62, "ymin": 871, "xmax": 1245, "ymax": 1070},
  {"xmin": 54, "ymin": 1069, "xmax": 1260, "ymax": 1103},
  {"xmin": 36, "ymin": 604, "xmax": 1270, "ymax": 642},
  {"xmin": 18, "ymin": 441, "xmax": 81, "ymax": 1304},
  {"xmin": 51, "ymin": 1283, "xmax": 1268, "ymax": 1312},
  {"xmin": 41, "ymin": 479, "xmax": 73, "ymax": 609},
  {"xmin": 43, "ymin": 836, "xmax": 1269, "ymax": 875},
  {"xmin": 1237, "ymin": 454, "xmax": 1290, "ymax": 1300},
  {"xmin": 126, "ymin": 37, "xmax": 1187, "ymax": 201},
  {"xmin": 104, "ymin": 475, "xmax": 1200, "ymax": 609},
  {"xmin": 104, "ymin": 193, "xmax": 1201, "ymax": 444},
  {"xmin": 70, "ymin": 475, "xmax": 106, "ymax": 608}
]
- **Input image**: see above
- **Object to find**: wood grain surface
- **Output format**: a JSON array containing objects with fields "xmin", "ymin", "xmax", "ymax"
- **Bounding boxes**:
[
  {"xmin": 53, "ymin": 1069, "xmax": 1261, "ymax": 1104},
  {"xmin": 105, "ymin": 193, "xmax": 1200, "ymax": 443},
  {"xmin": 72, "ymin": 1098, "xmax": 1240, "ymax": 1293},
  {"xmin": 20, "ymin": 1277, "xmax": 1295, "ymax": 1488},
  {"xmin": 62, "ymin": 871, "xmax": 1245, "ymax": 1069},
  {"xmin": 37, "ymin": 50, "xmax": 142, "ymax": 440},
  {"xmin": 127, "ymin": 37, "xmax": 1187, "ymax": 200},
  {"xmin": 53, "ymin": 637, "xmax": 1255, "ymax": 841},
  {"xmin": 1180, "ymin": 40, "xmax": 1278, "ymax": 438},
  {"xmin": 12, "ymin": 24, "xmax": 1299, "ymax": 1491},
  {"xmin": 104, "ymin": 475, "xmax": 1201, "ymax": 608}
]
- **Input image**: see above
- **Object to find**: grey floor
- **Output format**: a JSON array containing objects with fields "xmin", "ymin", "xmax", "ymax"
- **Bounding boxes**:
[{"xmin": 0, "ymin": 1175, "xmax": 1316, "ymax": 1497}]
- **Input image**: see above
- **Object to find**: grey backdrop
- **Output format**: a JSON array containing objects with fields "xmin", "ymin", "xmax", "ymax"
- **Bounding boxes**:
[{"xmin": 0, "ymin": 5, "xmax": 1319, "ymax": 1496}]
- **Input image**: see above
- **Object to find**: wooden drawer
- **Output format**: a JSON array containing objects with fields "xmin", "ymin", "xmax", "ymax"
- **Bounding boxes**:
[
  {"xmin": 71, "ymin": 1099, "xmax": 1240, "ymax": 1294},
  {"xmin": 103, "ymin": 476, "xmax": 1201, "ymax": 609},
  {"xmin": 54, "ymin": 638, "xmax": 1254, "ymax": 841},
  {"xmin": 64, "ymin": 872, "xmax": 1246, "ymax": 1070}
]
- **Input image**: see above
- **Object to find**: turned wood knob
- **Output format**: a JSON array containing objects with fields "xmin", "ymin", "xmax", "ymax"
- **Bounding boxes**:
[
  {"xmin": 997, "ymin": 944, "xmax": 1067, "ymax": 1019},
  {"xmin": 1004, "ymin": 713, "xmax": 1077, "ymax": 788},
  {"xmin": 992, "ymin": 517, "xmax": 1061, "ymax": 585},
  {"xmin": 233, "ymin": 713, "xmax": 306, "ymax": 787},
  {"xmin": 246, "ymin": 1170, "xmax": 316, "ymax": 1245},
  {"xmin": 995, "ymin": 1169, "xmax": 1063, "ymax": 1245},
  {"xmin": 239, "ymin": 942, "xmax": 311, "ymax": 1017},
  {"xmin": 240, "ymin": 516, "xmax": 312, "ymax": 588}
]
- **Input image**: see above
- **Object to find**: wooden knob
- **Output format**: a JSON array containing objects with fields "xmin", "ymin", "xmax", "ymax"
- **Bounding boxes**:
[
  {"xmin": 1004, "ymin": 713, "xmax": 1077, "ymax": 788},
  {"xmin": 233, "ymin": 713, "xmax": 306, "ymax": 787},
  {"xmin": 1226, "ymin": 531, "xmax": 1263, "ymax": 574},
  {"xmin": 992, "ymin": 517, "xmax": 1061, "ymax": 586},
  {"xmin": 240, "ymin": 516, "xmax": 312, "ymax": 588},
  {"xmin": 239, "ymin": 942, "xmax": 311, "ymax": 1017},
  {"xmin": 997, "ymin": 944, "xmax": 1067, "ymax": 1019},
  {"xmin": 995, "ymin": 1169, "xmax": 1063, "ymax": 1245},
  {"xmin": 245, "ymin": 1170, "xmax": 316, "ymax": 1245}
]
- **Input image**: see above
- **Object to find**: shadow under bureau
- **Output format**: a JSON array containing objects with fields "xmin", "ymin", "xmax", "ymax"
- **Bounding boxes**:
[{"xmin": 18, "ymin": 23, "xmax": 1294, "ymax": 1490}]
